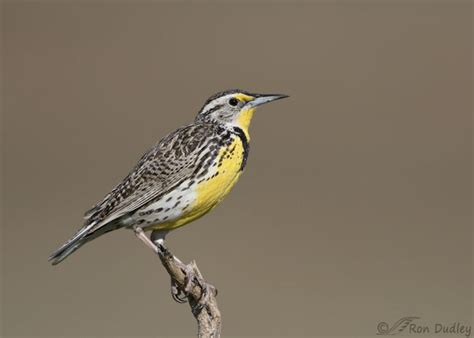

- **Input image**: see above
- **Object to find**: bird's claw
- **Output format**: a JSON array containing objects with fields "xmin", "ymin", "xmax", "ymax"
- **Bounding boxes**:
[
  {"xmin": 182, "ymin": 264, "xmax": 217, "ymax": 308},
  {"xmin": 169, "ymin": 263, "xmax": 217, "ymax": 308},
  {"xmin": 170, "ymin": 278, "xmax": 187, "ymax": 303}
]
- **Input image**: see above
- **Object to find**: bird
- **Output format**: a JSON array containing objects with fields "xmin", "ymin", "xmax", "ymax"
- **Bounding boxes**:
[{"xmin": 49, "ymin": 89, "xmax": 288, "ymax": 266}]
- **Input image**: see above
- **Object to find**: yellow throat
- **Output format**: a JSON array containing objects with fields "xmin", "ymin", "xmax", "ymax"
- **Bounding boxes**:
[
  {"xmin": 236, "ymin": 107, "xmax": 255, "ymax": 139},
  {"xmin": 233, "ymin": 93, "xmax": 257, "ymax": 139}
]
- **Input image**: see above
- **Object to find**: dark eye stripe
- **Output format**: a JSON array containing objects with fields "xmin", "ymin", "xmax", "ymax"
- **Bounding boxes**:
[{"xmin": 202, "ymin": 103, "xmax": 224, "ymax": 116}]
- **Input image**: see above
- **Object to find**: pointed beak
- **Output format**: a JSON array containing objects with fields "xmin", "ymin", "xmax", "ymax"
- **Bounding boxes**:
[{"xmin": 246, "ymin": 93, "xmax": 289, "ymax": 108}]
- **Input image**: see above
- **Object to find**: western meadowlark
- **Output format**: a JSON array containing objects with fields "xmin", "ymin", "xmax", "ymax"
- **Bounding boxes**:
[{"xmin": 49, "ymin": 89, "xmax": 287, "ymax": 266}]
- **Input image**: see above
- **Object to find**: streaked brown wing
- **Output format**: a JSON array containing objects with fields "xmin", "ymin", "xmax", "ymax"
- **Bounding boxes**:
[{"xmin": 83, "ymin": 123, "xmax": 216, "ymax": 230}]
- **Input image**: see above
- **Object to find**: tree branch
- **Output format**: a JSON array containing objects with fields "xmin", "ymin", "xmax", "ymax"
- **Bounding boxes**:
[{"xmin": 155, "ymin": 243, "xmax": 221, "ymax": 337}]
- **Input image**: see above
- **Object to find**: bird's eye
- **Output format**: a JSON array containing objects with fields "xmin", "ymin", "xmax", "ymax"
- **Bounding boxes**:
[{"xmin": 228, "ymin": 98, "xmax": 239, "ymax": 106}]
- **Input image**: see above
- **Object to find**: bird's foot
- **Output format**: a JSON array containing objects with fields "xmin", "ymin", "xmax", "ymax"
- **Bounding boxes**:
[
  {"xmin": 170, "ymin": 278, "xmax": 187, "ymax": 303},
  {"xmin": 182, "ymin": 263, "xmax": 217, "ymax": 306},
  {"xmin": 168, "ymin": 261, "xmax": 216, "ymax": 306},
  {"xmin": 150, "ymin": 233, "xmax": 216, "ymax": 306}
]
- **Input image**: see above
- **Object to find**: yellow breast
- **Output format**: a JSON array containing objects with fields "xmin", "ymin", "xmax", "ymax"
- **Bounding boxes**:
[
  {"xmin": 151, "ymin": 137, "xmax": 244, "ymax": 231},
  {"xmin": 194, "ymin": 138, "xmax": 244, "ymax": 211}
]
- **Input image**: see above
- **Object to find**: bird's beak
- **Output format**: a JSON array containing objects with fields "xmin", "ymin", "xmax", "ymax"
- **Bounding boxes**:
[{"xmin": 246, "ymin": 94, "xmax": 289, "ymax": 108}]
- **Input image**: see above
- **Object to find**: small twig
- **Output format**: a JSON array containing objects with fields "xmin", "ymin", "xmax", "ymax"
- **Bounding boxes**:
[{"xmin": 155, "ymin": 243, "xmax": 221, "ymax": 338}]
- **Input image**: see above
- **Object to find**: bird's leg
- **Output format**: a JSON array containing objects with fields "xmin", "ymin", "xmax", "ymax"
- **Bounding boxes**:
[
  {"xmin": 150, "ymin": 230, "xmax": 187, "ymax": 303},
  {"xmin": 149, "ymin": 231, "xmax": 217, "ymax": 306},
  {"xmin": 150, "ymin": 229, "xmax": 169, "ymax": 252},
  {"xmin": 132, "ymin": 225, "xmax": 158, "ymax": 253}
]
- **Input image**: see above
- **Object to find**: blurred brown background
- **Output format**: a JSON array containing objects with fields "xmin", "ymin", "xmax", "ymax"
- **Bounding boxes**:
[{"xmin": 1, "ymin": 1, "xmax": 472, "ymax": 337}]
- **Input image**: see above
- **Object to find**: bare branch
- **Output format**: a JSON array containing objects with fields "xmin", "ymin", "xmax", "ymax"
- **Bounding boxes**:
[{"xmin": 155, "ymin": 243, "xmax": 221, "ymax": 338}]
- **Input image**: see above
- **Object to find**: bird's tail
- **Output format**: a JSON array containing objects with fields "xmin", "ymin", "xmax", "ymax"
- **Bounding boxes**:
[{"xmin": 48, "ymin": 224, "xmax": 95, "ymax": 265}]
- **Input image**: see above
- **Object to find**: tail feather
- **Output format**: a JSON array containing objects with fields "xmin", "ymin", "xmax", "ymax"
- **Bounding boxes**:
[
  {"xmin": 48, "ymin": 240, "xmax": 86, "ymax": 265},
  {"xmin": 49, "ymin": 219, "xmax": 124, "ymax": 265},
  {"xmin": 48, "ymin": 226, "xmax": 92, "ymax": 265}
]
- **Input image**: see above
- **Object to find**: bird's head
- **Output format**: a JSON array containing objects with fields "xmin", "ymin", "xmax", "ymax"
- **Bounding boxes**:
[{"xmin": 195, "ymin": 89, "xmax": 288, "ymax": 136}]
